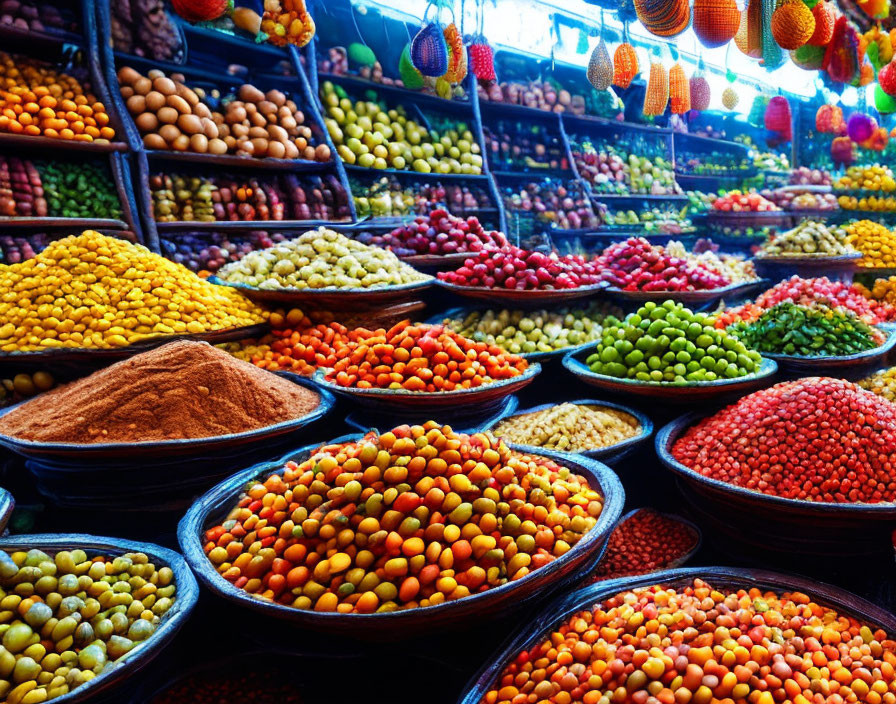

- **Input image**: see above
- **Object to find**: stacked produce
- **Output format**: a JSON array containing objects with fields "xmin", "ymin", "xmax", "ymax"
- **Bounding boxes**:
[
  {"xmin": 586, "ymin": 301, "xmax": 763, "ymax": 383},
  {"xmin": 665, "ymin": 240, "xmax": 757, "ymax": 284},
  {"xmin": 835, "ymin": 164, "xmax": 896, "ymax": 211},
  {"xmin": 0, "ymin": 230, "xmax": 266, "ymax": 351},
  {"xmin": 483, "ymin": 120, "xmax": 568, "ymax": 172},
  {"xmin": 350, "ymin": 175, "xmax": 492, "ymax": 218},
  {"xmin": 685, "ymin": 190, "xmax": 716, "ymax": 212},
  {"xmin": 355, "ymin": 210, "xmax": 506, "ymax": 257},
  {"xmin": 491, "ymin": 403, "xmax": 641, "ymax": 452},
  {"xmin": 0, "ymin": 370, "xmax": 54, "ymax": 406},
  {"xmin": 857, "ymin": 277, "xmax": 896, "ymax": 310},
  {"xmin": 150, "ymin": 172, "xmax": 351, "ymax": 223},
  {"xmin": 842, "ymin": 219, "xmax": 896, "ymax": 267},
  {"xmin": 500, "ymin": 179, "xmax": 599, "ymax": 231},
  {"xmin": 675, "ymin": 152, "xmax": 752, "ymax": 176},
  {"xmin": 0, "ymin": 548, "xmax": 178, "ymax": 703},
  {"xmin": 217, "ymin": 228, "xmax": 428, "ymax": 290},
  {"xmin": 0, "ymin": 54, "xmax": 115, "ymax": 142},
  {"xmin": 789, "ymin": 166, "xmax": 832, "ymax": 185},
  {"xmin": 572, "ymin": 141, "xmax": 679, "ymax": 196},
  {"xmin": 478, "ymin": 79, "xmax": 584, "ymax": 115},
  {"xmin": 715, "ymin": 276, "xmax": 896, "ymax": 328},
  {"xmin": 149, "ymin": 666, "xmax": 303, "ymax": 704},
  {"xmin": 0, "ymin": 341, "xmax": 320, "ymax": 443},
  {"xmin": 161, "ymin": 231, "xmax": 288, "ymax": 273},
  {"xmin": 762, "ymin": 189, "xmax": 839, "ymax": 211},
  {"xmin": 201, "ymin": 423, "xmax": 605, "ymax": 612},
  {"xmin": 111, "ymin": 0, "xmax": 183, "ymax": 61},
  {"xmin": 118, "ymin": 67, "xmax": 329, "ymax": 162},
  {"xmin": 483, "ymin": 577, "xmax": 896, "ymax": 704},
  {"xmin": 673, "ymin": 377, "xmax": 896, "ymax": 502},
  {"xmin": 597, "ymin": 237, "xmax": 732, "ymax": 292},
  {"xmin": 590, "ymin": 509, "xmax": 698, "ymax": 580},
  {"xmin": 859, "ymin": 366, "xmax": 896, "ymax": 403},
  {"xmin": 0, "ymin": 0, "xmax": 76, "ymax": 34},
  {"xmin": 439, "ymin": 303, "xmax": 619, "ymax": 356},
  {"xmin": 438, "ymin": 246, "xmax": 602, "ymax": 290},
  {"xmin": 321, "ymin": 81, "xmax": 483, "ymax": 174},
  {"xmin": 325, "ymin": 321, "xmax": 527, "ymax": 392},
  {"xmin": 1, "ymin": 233, "xmax": 138, "ymax": 264},
  {"xmin": 710, "ymin": 190, "xmax": 780, "ymax": 212},
  {"xmin": 758, "ymin": 220, "xmax": 853, "ymax": 256},
  {"xmin": 727, "ymin": 302, "xmax": 884, "ymax": 357},
  {"xmin": 604, "ymin": 206, "xmax": 693, "ymax": 235}
]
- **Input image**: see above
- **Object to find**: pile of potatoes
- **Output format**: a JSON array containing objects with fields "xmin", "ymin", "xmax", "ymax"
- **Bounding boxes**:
[{"xmin": 117, "ymin": 66, "xmax": 331, "ymax": 162}]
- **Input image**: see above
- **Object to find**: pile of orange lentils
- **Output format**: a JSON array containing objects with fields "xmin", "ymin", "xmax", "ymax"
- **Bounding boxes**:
[
  {"xmin": 482, "ymin": 578, "xmax": 896, "ymax": 704},
  {"xmin": 0, "ymin": 53, "xmax": 115, "ymax": 142}
]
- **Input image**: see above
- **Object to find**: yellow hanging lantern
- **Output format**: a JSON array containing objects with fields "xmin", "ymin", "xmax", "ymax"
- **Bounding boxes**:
[
  {"xmin": 669, "ymin": 63, "xmax": 691, "ymax": 114},
  {"xmin": 613, "ymin": 43, "xmax": 639, "ymax": 89},
  {"xmin": 643, "ymin": 62, "xmax": 669, "ymax": 116},
  {"xmin": 723, "ymin": 86, "xmax": 740, "ymax": 110}
]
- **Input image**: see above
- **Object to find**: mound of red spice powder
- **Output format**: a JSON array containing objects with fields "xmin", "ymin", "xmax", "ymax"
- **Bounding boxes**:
[
  {"xmin": 671, "ymin": 377, "xmax": 896, "ymax": 503},
  {"xmin": 590, "ymin": 509, "xmax": 699, "ymax": 581}
]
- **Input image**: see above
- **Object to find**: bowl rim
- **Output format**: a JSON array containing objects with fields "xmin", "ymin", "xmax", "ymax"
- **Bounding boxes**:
[
  {"xmin": 480, "ymin": 399, "xmax": 653, "ymax": 459},
  {"xmin": 458, "ymin": 566, "xmax": 896, "ymax": 704},
  {"xmin": 0, "ymin": 488, "xmax": 13, "ymax": 534},
  {"xmin": 178, "ymin": 440, "xmax": 625, "ymax": 625},
  {"xmin": 208, "ymin": 274, "xmax": 434, "ymax": 297},
  {"xmin": 343, "ymin": 395, "xmax": 521, "ymax": 436},
  {"xmin": 656, "ymin": 411, "xmax": 896, "ymax": 516},
  {"xmin": 0, "ymin": 373, "xmax": 334, "ymax": 454},
  {"xmin": 0, "ymin": 533, "xmax": 198, "ymax": 704},
  {"xmin": 310, "ymin": 362, "xmax": 541, "ymax": 398},
  {"xmin": 602, "ymin": 279, "xmax": 764, "ymax": 301},
  {"xmin": 563, "ymin": 348, "xmax": 778, "ymax": 389},
  {"xmin": 753, "ymin": 251, "xmax": 862, "ymax": 263},
  {"xmin": 434, "ymin": 280, "xmax": 610, "ymax": 298},
  {"xmin": 756, "ymin": 325, "xmax": 896, "ymax": 364}
]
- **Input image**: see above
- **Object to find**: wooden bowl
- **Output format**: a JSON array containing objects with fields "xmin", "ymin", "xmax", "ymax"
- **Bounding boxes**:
[
  {"xmin": 178, "ymin": 443, "xmax": 624, "ymax": 638},
  {"xmin": 209, "ymin": 276, "xmax": 434, "ymax": 307}
]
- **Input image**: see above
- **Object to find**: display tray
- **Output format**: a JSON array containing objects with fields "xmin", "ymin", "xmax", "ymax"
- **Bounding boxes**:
[
  {"xmin": 398, "ymin": 252, "xmax": 471, "ymax": 270},
  {"xmin": 0, "ymin": 373, "xmax": 333, "ymax": 461},
  {"xmin": 0, "ymin": 323, "xmax": 269, "ymax": 371},
  {"xmin": 0, "ymin": 132, "xmax": 128, "ymax": 153},
  {"xmin": 753, "ymin": 251, "xmax": 862, "ymax": 265},
  {"xmin": 755, "ymin": 326, "xmax": 896, "ymax": 374},
  {"xmin": 144, "ymin": 149, "xmax": 332, "ymax": 172},
  {"xmin": 0, "ymin": 488, "xmax": 13, "ymax": 535},
  {"xmin": 562, "ymin": 350, "xmax": 778, "ymax": 402},
  {"xmin": 603, "ymin": 280, "xmax": 764, "ymax": 305},
  {"xmin": 435, "ymin": 280, "xmax": 609, "ymax": 306},
  {"xmin": 310, "ymin": 363, "xmax": 541, "ymax": 410},
  {"xmin": 342, "ymin": 164, "xmax": 490, "ymax": 182},
  {"xmin": 0, "ymin": 216, "xmax": 129, "ymax": 230},
  {"xmin": 458, "ymin": 567, "xmax": 896, "ymax": 704},
  {"xmin": 208, "ymin": 275, "xmax": 434, "ymax": 306},
  {"xmin": 786, "ymin": 208, "xmax": 840, "ymax": 218},
  {"xmin": 0, "ymin": 534, "xmax": 198, "ymax": 704},
  {"xmin": 706, "ymin": 211, "xmax": 788, "ymax": 226},
  {"xmin": 344, "ymin": 394, "xmax": 520, "ymax": 436},
  {"xmin": 154, "ymin": 219, "xmax": 352, "ymax": 232},
  {"xmin": 178, "ymin": 442, "xmax": 623, "ymax": 637},
  {"xmin": 480, "ymin": 399, "xmax": 653, "ymax": 465}
]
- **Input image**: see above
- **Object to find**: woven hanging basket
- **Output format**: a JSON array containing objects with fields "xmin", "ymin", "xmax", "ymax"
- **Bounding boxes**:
[
  {"xmin": 764, "ymin": 96, "xmax": 792, "ymax": 138},
  {"xmin": 690, "ymin": 76, "xmax": 711, "ymax": 110},
  {"xmin": 613, "ymin": 43, "xmax": 639, "ymax": 89},
  {"xmin": 693, "ymin": 0, "xmax": 741, "ymax": 49},
  {"xmin": 760, "ymin": 0, "xmax": 784, "ymax": 68},
  {"xmin": 643, "ymin": 62, "xmax": 669, "ymax": 116},
  {"xmin": 790, "ymin": 44, "xmax": 826, "ymax": 70},
  {"xmin": 722, "ymin": 85, "xmax": 740, "ymax": 110},
  {"xmin": 808, "ymin": 1, "xmax": 835, "ymax": 47},
  {"xmin": 442, "ymin": 24, "xmax": 467, "ymax": 83},
  {"xmin": 399, "ymin": 44, "xmax": 425, "ymax": 89},
  {"xmin": 771, "ymin": 0, "xmax": 816, "ymax": 51},
  {"xmin": 411, "ymin": 22, "xmax": 449, "ymax": 77},
  {"xmin": 669, "ymin": 64, "xmax": 691, "ymax": 114},
  {"xmin": 880, "ymin": 61, "xmax": 896, "ymax": 95},
  {"xmin": 470, "ymin": 41, "xmax": 496, "ymax": 82},
  {"xmin": 587, "ymin": 38, "xmax": 613, "ymax": 91},
  {"xmin": 876, "ymin": 85, "xmax": 896, "ymax": 114},
  {"xmin": 735, "ymin": 0, "xmax": 762, "ymax": 58},
  {"xmin": 815, "ymin": 104, "xmax": 844, "ymax": 133},
  {"xmin": 824, "ymin": 16, "xmax": 860, "ymax": 84},
  {"xmin": 635, "ymin": 0, "xmax": 691, "ymax": 38},
  {"xmin": 831, "ymin": 136, "xmax": 855, "ymax": 166}
]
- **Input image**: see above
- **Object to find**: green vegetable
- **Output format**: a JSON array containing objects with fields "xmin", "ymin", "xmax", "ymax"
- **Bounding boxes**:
[{"xmin": 37, "ymin": 162, "xmax": 122, "ymax": 220}]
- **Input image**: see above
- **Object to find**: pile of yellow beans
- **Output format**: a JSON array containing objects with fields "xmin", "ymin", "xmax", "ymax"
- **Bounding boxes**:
[
  {"xmin": 0, "ymin": 231, "xmax": 267, "ymax": 352},
  {"xmin": 859, "ymin": 366, "xmax": 896, "ymax": 403},
  {"xmin": 842, "ymin": 219, "xmax": 896, "ymax": 267}
]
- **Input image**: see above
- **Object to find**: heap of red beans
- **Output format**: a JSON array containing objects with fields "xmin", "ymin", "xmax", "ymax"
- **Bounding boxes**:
[
  {"xmin": 591, "ymin": 509, "xmax": 699, "ymax": 581},
  {"xmin": 671, "ymin": 377, "xmax": 896, "ymax": 503}
]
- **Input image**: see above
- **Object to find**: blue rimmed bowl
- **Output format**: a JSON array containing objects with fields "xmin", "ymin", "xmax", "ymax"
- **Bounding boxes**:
[
  {"xmin": 310, "ymin": 363, "xmax": 540, "ymax": 411},
  {"xmin": 603, "ymin": 280, "xmax": 764, "ymax": 307},
  {"xmin": 344, "ymin": 394, "xmax": 520, "ymax": 436},
  {"xmin": 656, "ymin": 412, "xmax": 896, "ymax": 556},
  {"xmin": 562, "ymin": 349, "xmax": 778, "ymax": 402},
  {"xmin": 435, "ymin": 280, "xmax": 609, "ymax": 307},
  {"xmin": 753, "ymin": 252, "xmax": 862, "ymax": 284},
  {"xmin": 756, "ymin": 326, "xmax": 896, "ymax": 377},
  {"xmin": 209, "ymin": 276, "xmax": 434, "ymax": 307},
  {"xmin": 178, "ymin": 442, "xmax": 624, "ymax": 638},
  {"xmin": 458, "ymin": 567, "xmax": 896, "ymax": 704},
  {"xmin": 0, "ymin": 488, "xmax": 13, "ymax": 534},
  {"xmin": 480, "ymin": 399, "xmax": 653, "ymax": 465},
  {"xmin": 0, "ymin": 533, "xmax": 198, "ymax": 704}
]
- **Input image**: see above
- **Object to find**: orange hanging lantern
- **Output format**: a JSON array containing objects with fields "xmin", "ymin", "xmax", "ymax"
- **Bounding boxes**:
[
  {"xmin": 815, "ymin": 104, "xmax": 844, "ymax": 133},
  {"xmin": 771, "ymin": 0, "xmax": 816, "ymax": 51},
  {"xmin": 808, "ymin": 1, "xmax": 836, "ymax": 47},
  {"xmin": 613, "ymin": 43, "xmax": 639, "ymax": 89},
  {"xmin": 643, "ymin": 62, "xmax": 669, "ymax": 116},
  {"xmin": 735, "ymin": 0, "xmax": 763, "ymax": 58},
  {"xmin": 442, "ymin": 24, "xmax": 467, "ymax": 83},
  {"xmin": 635, "ymin": 0, "xmax": 690, "ymax": 38},
  {"xmin": 669, "ymin": 64, "xmax": 691, "ymax": 114},
  {"xmin": 693, "ymin": 0, "xmax": 741, "ymax": 49}
]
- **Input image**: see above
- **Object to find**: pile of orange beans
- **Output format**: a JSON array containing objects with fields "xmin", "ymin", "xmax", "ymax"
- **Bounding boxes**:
[
  {"xmin": 326, "ymin": 321, "xmax": 529, "ymax": 392},
  {"xmin": 482, "ymin": 578, "xmax": 896, "ymax": 704},
  {"xmin": 0, "ymin": 53, "xmax": 115, "ymax": 142},
  {"xmin": 202, "ymin": 423, "xmax": 605, "ymax": 613}
]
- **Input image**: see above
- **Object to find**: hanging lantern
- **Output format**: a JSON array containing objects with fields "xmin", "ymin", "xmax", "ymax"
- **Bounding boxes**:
[
  {"xmin": 722, "ymin": 86, "xmax": 739, "ymax": 110},
  {"xmin": 848, "ymin": 113, "xmax": 876, "ymax": 143},
  {"xmin": 634, "ymin": 0, "xmax": 690, "ymax": 38},
  {"xmin": 643, "ymin": 62, "xmax": 669, "ymax": 116},
  {"xmin": 815, "ymin": 104, "xmax": 844, "ymax": 133},
  {"xmin": 442, "ymin": 24, "xmax": 467, "ymax": 83},
  {"xmin": 858, "ymin": 0, "xmax": 890, "ymax": 20},
  {"xmin": 693, "ymin": 0, "xmax": 740, "ymax": 48},
  {"xmin": 690, "ymin": 76, "xmax": 711, "ymax": 111},
  {"xmin": 735, "ymin": 0, "xmax": 762, "ymax": 58},
  {"xmin": 669, "ymin": 64, "xmax": 690, "ymax": 114},
  {"xmin": 587, "ymin": 38, "xmax": 613, "ymax": 91},
  {"xmin": 831, "ymin": 136, "xmax": 856, "ymax": 167},
  {"xmin": 411, "ymin": 23, "xmax": 449, "ymax": 77},
  {"xmin": 470, "ymin": 39, "xmax": 496, "ymax": 83},
  {"xmin": 876, "ymin": 85, "xmax": 896, "ymax": 114},
  {"xmin": 880, "ymin": 61, "xmax": 896, "ymax": 95},
  {"xmin": 171, "ymin": 0, "xmax": 228, "ymax": 22},
  {"xmin": 613, "ymin": 43, "xmax": 639, "ymax": 89},
  {"xmin": 824, "ymin": 16, "xmax": 861, "ymax": 84},
  {"xmin": 790, "ymin": 44, "xmax": 827, "ymax": 70},
  {"xmin": 764, "ymin": 96, "xmax": 792, "ymax": 142},
  {"xmin": 760, "ymin": 0, "xmax": 785, "ymax": 68},
  {"xmin": 771, "ymin": 0, "xmax": 816, "ymax": 51},
  {"xmin": 808, "ymin": 1, "xmax": 835, "ymax": 47},
  {"xmin": 399, "ymin": 44, "xmax": 425, "ymax": 89}
]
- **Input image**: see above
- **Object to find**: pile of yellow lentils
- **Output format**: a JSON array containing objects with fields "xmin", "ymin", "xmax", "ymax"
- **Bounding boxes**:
[{"xmin": 842, "ymin": 220, "xmax": 896, "ymax": 268}]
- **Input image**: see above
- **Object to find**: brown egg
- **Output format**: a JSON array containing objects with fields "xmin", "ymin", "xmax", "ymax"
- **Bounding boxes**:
[
  {"xmin": 201, "ymin": 118, "xmax": 219, "ymax": 139},
  {"xmin": 194, "ymin": 103, "xmax": 212, "ymax": 119},
  {"xmin": 250, "ymin": 137, "xmax": 269, "ymax": 156},
  {"xmin": 119, "ymin": 86, "xmax": 134, "ymax": 99},
  {"xmin": 294, "ymin": 110, "xmax": 305, "ymax": 125},
  {"xmin": 283, "ymin": 141, "xmax": 299, "ymax": 159},
  {"xmin": 158, "ymin": 124, "xmax": 181, "ymax": 143},
  {"xmin": 250, "ymin": 112, "xmax": 266, "ymax": 128},
  {"xmin": 125, "ymin": 95, "xmax": 146, "ymax": 115},
  {"xmin": 189, "ymin": 133, "xmax": 209, "ymax": 153},
  {"xmin": 135, "ymin": 112, "xmax": 159, "ymax": 132},
  {"xmin": 231, "ymin": 123, "xmax": 249, "ymax": 139},
  {"xmin": 166, "ymin": 95, "xmax": 191, "ymax": 114},
  {"xmin": 238, "ymin": 84, "xmax": 265, "ymax": 103},
  {"xmin": 267, "ymin": 140, "xmax": 286, "ymax": 159},
  {"xmin": 267, "ymin": 124, "xmax": 288, "ymax": 143},
  {"xmin": 223, "ymin": 135, "xmax": 237, "ymax": 150},
  {"xmin": 145, "ymin": 91, "xmax": 166, "ymax": 112},
  {"xmin": 280, "ymin": 115, "xmax": 297, "ymax": 131},
  {"xmin": 295, "ymin": 136, "xmax": 308, "ymax": 151},
  {"xmin": 177, "ymin": 114, "xmax": 202, "ymax": 135},
  {"xmin": 258, "ymin": 100, "xmax": 277, "ymax": 116},
  {"xmin": 147, "ymin": 69, "xmax": 164, "ymax": 80},
  {"xmin": 314, "ymin": 144, "xmax": 331, "ymax": 162},
  {"xmin": 248, "ymin": 126, "xmax": 268, "ymax": 139},
  {"xmin": 227, "ymin": 105, "xmax": 247, "ymax": 123},
  {"xmin": 133, "ymin": 77, "xmax": 152, "ymax": 95},
  {"xmin": 171, "ymin": 134, "xmax": 191, "ymax": 151},
  {"xmin": 265, "ymin": 89, "xmax": 286, "ymax": 106},
  {"xmin": 157, "ymin": 107, "xmax": 178, "ymax": 125},
  {"xmin": 176, "ymin": 83, "xmax": 199, "ymax": 105},
  {"xmin": 303, "ymin": 145, "xmax": 316, "ymax": 161},
  {"xmin": 153, "ymin": 76, "xmax": 177, "ymax": 96},
  {"xmin": 143, "ymin": 133, "xmax": 167, "ymax": 149},
  {"xmin": 208, "ymin": 138, "xmax": 228, "ymax": 154},
  {"xmin": 117, "ymin": 66, "xmax": 141, "ymax": 86}
]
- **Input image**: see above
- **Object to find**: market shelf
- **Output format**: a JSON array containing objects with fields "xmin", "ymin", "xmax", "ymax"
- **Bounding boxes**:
[
  {"xmin": 0, "ymin": 217, "xmax": 129, "ymax": 230},
  {"xmin": 490, "ymin": 169, "xmax": 576, "ymax": 180},
  {"xmin": 590, "ymin": 193, "xmax": 690, "ymax": 202},
  {"xmin": 144, "ymin": 150, "xmax": 333, "ymax": 173},
  {"xmin": 318, "ymin": 72, "xmax": 472, "ymax": 112},
  {"xmin": 0, "ymin": 23, "xmax": 82, "ymax": 50},
  {"xmin": 342, "ymin": 164, "xmax": 490, "ymax": 181},
  {"xmin": 562, "ymin": 112, "xmax": 672, "ymax": 135},
  {"xmin": 672, "ymin": 132, "xmax": 750, "ymax": 150},
  {"xmin": 675, "ymin": 171, "xmax": 757, "ymax": 181},
  {"xmin": 154, "ymin": 219, "xmax": 353, "ymax": 233},
  {"xmin": 0, "ymin": 131, "xmax": 128, "ymax": 155}
]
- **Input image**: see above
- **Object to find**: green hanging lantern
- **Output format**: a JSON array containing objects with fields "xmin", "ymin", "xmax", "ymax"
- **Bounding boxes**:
[
  {"xmin": 399, "ymin": 44, "xmax": 425, "ymax": 89},
  {"xmin": 876, "ymin": 84, "xmax": 896, "ymax": 114}
]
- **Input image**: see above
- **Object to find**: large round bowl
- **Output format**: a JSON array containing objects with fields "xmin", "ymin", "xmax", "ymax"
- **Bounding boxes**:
[
  {"xmin": 209, "ymin": 276, "xmax": 433, "ymax": 307},
  {"xmin": 0, "ymin": 534, "xmax": 198, "ymax": 704},
  {"xmin": 562, "ymin": 349, "xmax": 778, "ymax": 402},
  {"xmin": 604, "ymin": 280, "xmax": 763, "ymax": 307},
  {"xmin": 0, "ymin": 487, "xmax": 13, "ymax": 534},
  {"xmin": 753, "ymin": 252, "xmax": 861, "ymax": 284},
  {"xmin": 178, "ymin": 442, "xmax": 624, "ymax": 638},
  {"xmin": 310, "ymin": 363, "xmax": 541, "ymax": 411},
  {"xmin": 344, "ymin": 394, "xmax": 520, "ymax": 436},
  {"xmin": 656, "ymin": 412, "xmax": 896, "ymax": 556},
  {"xmin": 757, "ymin": 325, "xmax": 896, "ymax": 377},
  {"xmin": 459, "ymin": 567, "xmax": 896, "ymax": 704},
  {"xmin": 480, "ymin": 399, "xmax": 653, "ymax": 465},
  {"xmin": 435, "ymin": 280, "xmax": 608, "ymax": 307}
]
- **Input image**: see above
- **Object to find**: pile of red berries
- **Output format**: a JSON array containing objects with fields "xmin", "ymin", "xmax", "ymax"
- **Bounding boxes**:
[
  {"xmin": 598, "ymin": 237, "xmax": 730, "ymax": 291},
  {"xmin": 357, "ymin": 210, "xmax": 507, "ymax": 257}
]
